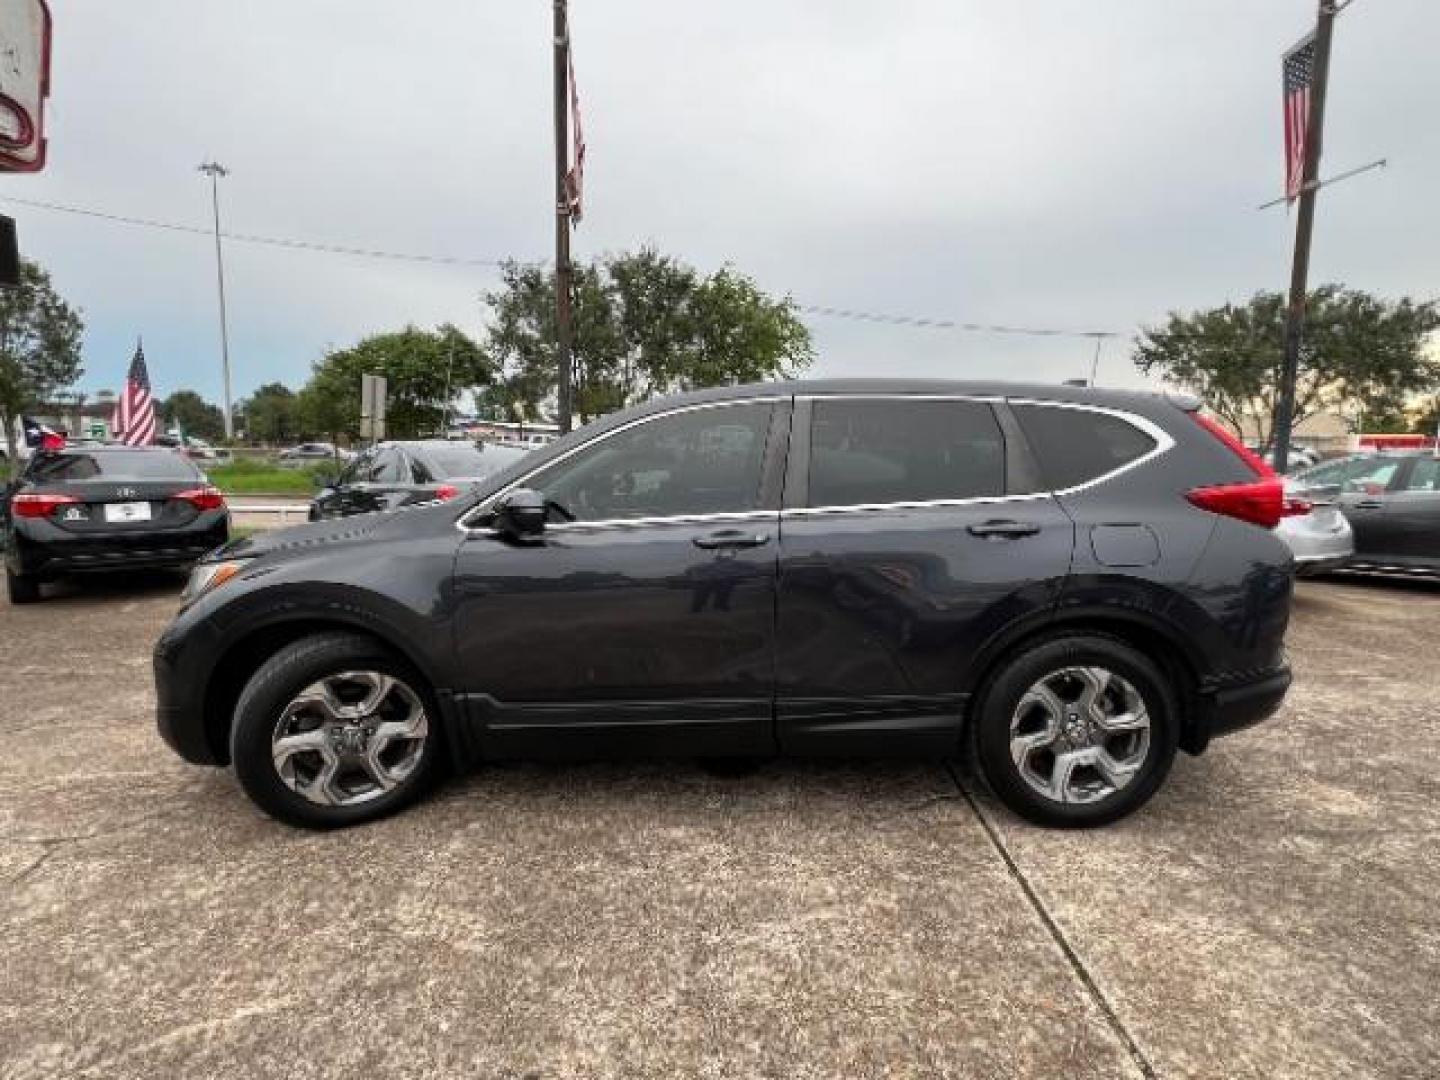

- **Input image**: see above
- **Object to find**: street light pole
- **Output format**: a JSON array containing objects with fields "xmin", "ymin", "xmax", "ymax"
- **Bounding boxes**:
[{"xmin": 197, "ymin": 161, "xmax": 235, "ymax": 440}]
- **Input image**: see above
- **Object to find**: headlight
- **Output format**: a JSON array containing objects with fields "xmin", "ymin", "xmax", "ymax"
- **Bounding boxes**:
[{"xmin": 180, "ymin": 559, "xmax": 251, "ymax": 605}]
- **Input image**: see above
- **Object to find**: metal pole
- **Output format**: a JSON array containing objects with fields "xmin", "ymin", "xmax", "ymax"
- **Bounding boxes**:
[
  {"xmin": 198, "ymin": 162, "xmax": 235, "ymax": 440},
  {"xmin": 552, "ymin": 0, "xmax": 575, "ymax": 434},
  {"xmin": 1273, "ymin": 1, "xmax": 1337, "ymax": 473},
  {"xmin": 1089, "ymin": 336, "xmax": 1104, "ymax": 387}
]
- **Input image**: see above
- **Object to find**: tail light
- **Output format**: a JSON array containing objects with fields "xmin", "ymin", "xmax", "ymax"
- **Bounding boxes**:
[
  {"xmin": 434, "ymin": 484, "xmax": 461, "ymax": 501},
  {"xmin": 1281, "ymin": 495, "xmax": 1313, "ymax": 518},
  {"xmin": 11, "ymin": 493, "xmax": 80, "ymax": 519},
  {"xmin": 1185, "ymin": 414, "xmax": 1284, "ymax": 529},
  {"xmin": 173, "ymin": 486, "xmax": 226, "ymax": 512}
]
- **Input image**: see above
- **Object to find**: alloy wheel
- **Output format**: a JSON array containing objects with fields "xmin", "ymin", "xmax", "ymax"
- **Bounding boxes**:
[
  {"xmin": 270, "ymin": 670, "xmax": 429, "ymax": 807},
  {"xmin": 1008, "ymin": 665, "xmax": 1151, "ymax": 805}
]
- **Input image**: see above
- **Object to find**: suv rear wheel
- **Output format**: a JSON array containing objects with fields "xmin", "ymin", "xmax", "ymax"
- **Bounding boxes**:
[
  {"xmin": 230, "ymin": 632, "xmax": 442, "ymax": 828},
  {"xmin": 970, "ymin": 634, "xmax": 1179, "ymax": 827}
]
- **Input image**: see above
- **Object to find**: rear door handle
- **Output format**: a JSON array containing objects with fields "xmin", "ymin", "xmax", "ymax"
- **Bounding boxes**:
[
  {"xmin": 1353, "ymin": 500, "xmax": 1384, "ymax": 510},
  {"xmin": 693, "ymin": 528, "xmax": 771, "ymax": 550},
  {"xmin": 967, "ymin": 520, "xmax": 1042, "ymax": 539}
]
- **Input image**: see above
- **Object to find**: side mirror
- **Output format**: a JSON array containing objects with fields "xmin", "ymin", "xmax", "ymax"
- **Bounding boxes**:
[{"xmin": 495, "ymin": 488, "xmax": 548, "ymax": 542}]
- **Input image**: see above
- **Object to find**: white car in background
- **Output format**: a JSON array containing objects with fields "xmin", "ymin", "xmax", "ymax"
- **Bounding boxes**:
[{"xmin": 1276, "ymin": 474, "xmax": 1354, "ymax": 576}]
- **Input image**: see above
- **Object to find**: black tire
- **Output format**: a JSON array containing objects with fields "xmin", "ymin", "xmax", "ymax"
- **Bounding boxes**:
[
  {"xmin": 968, "ymin": 634, "xmax": 1179, "ymax": 828},
  {"xmin": 230, "ymin": 632, "xmax": 443, "ymax": 829},
  {"xmin": 7, "ymin": 567, "xmax": 41, "ymax": 605}
]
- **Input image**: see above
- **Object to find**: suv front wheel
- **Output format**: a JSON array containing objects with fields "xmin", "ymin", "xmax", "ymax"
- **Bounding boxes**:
[
  {"xmin": 970, "ymin": 634, "xmax": 1179, "ymax": 827},
  {"xmin": 230, "ymin": 632, "xmax": 443, "ymax": 828}
]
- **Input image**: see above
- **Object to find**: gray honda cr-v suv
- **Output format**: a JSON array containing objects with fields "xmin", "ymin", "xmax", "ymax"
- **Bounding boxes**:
[{"xmin": 156, "ymin": 380, "xmax": 1293, "ymax": 829}]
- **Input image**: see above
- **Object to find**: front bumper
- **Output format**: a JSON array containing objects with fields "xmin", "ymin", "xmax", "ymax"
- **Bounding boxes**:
[
  {"xmin": 153, "ymin": 621, "xmax": 225, "ymax": 766},
  {"xmin": 1184, "ymin": 665, "xmax": 1292, "ymax": 755}
]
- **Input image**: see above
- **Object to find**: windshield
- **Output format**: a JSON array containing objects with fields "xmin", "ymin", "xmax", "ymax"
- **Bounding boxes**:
[
  {"xmin": 423, "ymin": 443, "xmax": 528, "ymax": 479},
  {"xmin": 27, "ymin": 450, "xmax": 203, "ymax": 483}
]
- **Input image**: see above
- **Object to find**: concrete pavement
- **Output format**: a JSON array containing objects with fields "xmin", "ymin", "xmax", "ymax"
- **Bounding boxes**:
[{"xmin": 2, "ymin": 575, "xmax": 1437, "ymax": 1079}]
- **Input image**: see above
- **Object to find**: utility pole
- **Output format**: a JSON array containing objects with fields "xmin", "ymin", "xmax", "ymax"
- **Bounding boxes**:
[
  {"xmin": 197, "ymin": 161, "xmax": 235, "ymax": 440},
  {"xmin": 552, "ymin": 0, "xmax": 575, "ymax": 433},
  {"xmin": 1272, "ymin": 0, "xmax": 1337, "ymax": 473}
]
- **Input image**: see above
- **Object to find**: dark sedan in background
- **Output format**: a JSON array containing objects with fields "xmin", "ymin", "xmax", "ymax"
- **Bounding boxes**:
[
  {"xmin": 3, "ymin": 445, "xmax": 229, "ymax": 603},
  {"xmin": 1291, "ymin": 452, "xmax": 1440, "ymax": 576},
  {"xmin": 309, "ymin": 439, "xmax": 530, "ymax": 520}
]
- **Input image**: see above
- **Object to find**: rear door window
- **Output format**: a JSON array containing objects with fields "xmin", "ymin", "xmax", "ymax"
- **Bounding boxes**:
[
  {"xmin": 1341, "ymin": 457, "xmax": 1402, "ymax": 494},
  {"xmin": 1010, "ymin": 404, "xmax": 1156, "ymax": 491},
  {"xmin": 1403, "ymin": 458, "xmax": 1440, "ymax": 492},
  {"xmin": 806, "ymin": 399, "xmax": 1005, "ymax": 507}
]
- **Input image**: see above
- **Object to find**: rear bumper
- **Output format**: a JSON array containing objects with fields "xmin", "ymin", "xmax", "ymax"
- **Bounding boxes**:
[
  {"xmin": 10, "ymin": 517, "xmax": 229, "ymax": 577},
  {"xmin": 1185, "ymin": 665, "xmax": 1292, "ymax": 754},
  {"xmin": 1293, "ymin": 552, "xmax": 1352, "ymax": 577}
]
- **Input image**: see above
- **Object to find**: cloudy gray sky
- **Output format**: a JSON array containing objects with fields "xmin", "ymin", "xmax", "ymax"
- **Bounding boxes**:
[{"xmin": 5, "ymin": 0, "xmax": 1437, "ymax": 406}]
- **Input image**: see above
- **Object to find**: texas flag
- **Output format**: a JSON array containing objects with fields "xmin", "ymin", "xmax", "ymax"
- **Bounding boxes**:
[{"xmin": 21, "ymin": 415, "xmax": 65, "ymax": 452}]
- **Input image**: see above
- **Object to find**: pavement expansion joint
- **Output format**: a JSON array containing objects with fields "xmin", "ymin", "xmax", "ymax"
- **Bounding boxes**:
[{"xmin": 944, "ymin": 760, "xmax": 1161, "ymax": 1080}]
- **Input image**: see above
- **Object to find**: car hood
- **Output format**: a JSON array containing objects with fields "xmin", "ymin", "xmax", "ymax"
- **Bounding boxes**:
[{"xmin": 210, "ymin": 513, "xmax": 395, "ymax": 563}]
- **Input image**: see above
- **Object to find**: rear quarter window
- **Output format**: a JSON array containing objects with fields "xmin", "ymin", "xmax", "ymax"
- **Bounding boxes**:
[{"xmin": 1011, "ymin": 404, "xmax": 1156, "ymax": 492}]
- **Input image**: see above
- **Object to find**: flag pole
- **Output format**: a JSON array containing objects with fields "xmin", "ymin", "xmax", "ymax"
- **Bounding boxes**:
[
  {"xmin": 1272, "ymin": 0, "xmax": 1338, "ymax": 473},
  {"xmin": 552, "ymin": 0, "xmax": 575, "ymax": 434}
]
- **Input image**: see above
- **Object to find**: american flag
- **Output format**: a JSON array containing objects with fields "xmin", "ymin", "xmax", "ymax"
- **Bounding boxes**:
[
  {"xmin": 565, "ymin": 48, "xmax": 585, "ymax": 224},
  {"xmin": 1282, "ymin": 34, "xmax": 1316, "ymax": 204},
  {"xmin": 110, "ymin": 341, "xmax": 156, "ymax": 446}
]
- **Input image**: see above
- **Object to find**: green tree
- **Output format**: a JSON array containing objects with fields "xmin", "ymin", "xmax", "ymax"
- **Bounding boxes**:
[
  {"xmin": 300, "ymin": 324, "xmax": 492, "ymax": 439},
  {"xmin": 160, "ymin": 389, "xmax": 225, "ymax": 441},
  {"xmin": 1409, "ymin": 395, "xmax": 1440, "ymax": 437},
  {"xmin": 1134, "ymin": 286, "xmax": 1440, "ymax": 450},
  {"xmin": 483, "ymin": 249, "xmax": 813, "ymax": 422},
  {"xmin": 238, "ymin": 382, "xmax": 299, "ymax": 444},
  {"xmin": 295, "ymin": 376, "xmax": 352, "ymax": 444},
  {"xmin": 0, "ymin": 260, "xmax": 85, "ymax": 462}
]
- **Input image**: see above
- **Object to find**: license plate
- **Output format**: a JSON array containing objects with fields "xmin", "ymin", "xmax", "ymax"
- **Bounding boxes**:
[{"xmin": 104, "ymin": 501, "xmax": 152, "ymax": 523}]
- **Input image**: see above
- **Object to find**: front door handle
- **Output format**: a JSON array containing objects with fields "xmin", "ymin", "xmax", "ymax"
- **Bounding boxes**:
[
  {"xmin": 967, "ymin": 520, "xmax": 1042, "ymax": 539},
  {"xmin": 693, "ymin": 528, "xmax": 771, "ymax": 550}
]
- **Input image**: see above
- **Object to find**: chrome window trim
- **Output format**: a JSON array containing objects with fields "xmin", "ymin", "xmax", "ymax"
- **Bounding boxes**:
[
  {"xmin": 784, "ymin": 492, "xmax": 1052, "ymax": 519},
  {"xmin": 548, "ymin": 509, "xmax": 779, "ymax": 533},
  {"xmin": 456, "ymin": 392, "xmax": 1174, "ymax": 532},
  {"xmin": 456, "ymin": 396, "xmax": 785, "ymax": 534}
]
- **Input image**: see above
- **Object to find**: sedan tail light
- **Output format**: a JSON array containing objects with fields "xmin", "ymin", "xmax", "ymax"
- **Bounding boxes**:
[
  {"xmin": 1281, "ymin": 495, "xmax": 1314, "ymax": 518},
  {"xmin": 1185, "ymin": 414, "xmax": 1284, "ymax": 529},
  {"xmin": 173, "ymin": 486, "xmax": 226, "ymax": 512},
  {"xmin": 11, "ymin": 493, "xmax": 80, "ymax": 519},
  {"xmin": 434, "ymin": 484, "xmax": 462, "ymax": 501}
]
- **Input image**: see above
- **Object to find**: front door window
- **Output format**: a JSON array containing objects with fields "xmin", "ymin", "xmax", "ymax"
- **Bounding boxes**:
[{"xmin": 522, "ymin": 402, "xmax": 774, "ymax": 522}]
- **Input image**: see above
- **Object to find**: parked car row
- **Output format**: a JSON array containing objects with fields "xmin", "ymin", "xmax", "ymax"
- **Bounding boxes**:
[{"xmin": 1284, "ymin": 451, "xmax": 1440, "ymax": 577}]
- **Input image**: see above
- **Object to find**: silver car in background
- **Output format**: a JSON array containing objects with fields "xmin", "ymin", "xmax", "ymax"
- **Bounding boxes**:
[{"xmin": 1276, "ymin": 474, "xmax": 1354, "ymax": 576}]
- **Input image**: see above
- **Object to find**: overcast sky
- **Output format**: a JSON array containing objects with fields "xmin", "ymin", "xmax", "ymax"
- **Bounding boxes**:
[{"xmin": 6, "ymin": 0, "xmax": 1437, "ymax": 407}]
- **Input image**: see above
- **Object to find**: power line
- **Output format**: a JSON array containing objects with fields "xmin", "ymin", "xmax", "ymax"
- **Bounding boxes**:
[
  {"xmin": 795, "ymin": 303, "xmax": 1119, "ymax": 339},
  {"xmin": 0, "ymin": 192, "xmax": 1123, "ymax": 340},
  {"xmin": 0, "ymin": 194, "xmax": 508, "ymax": 267}
]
